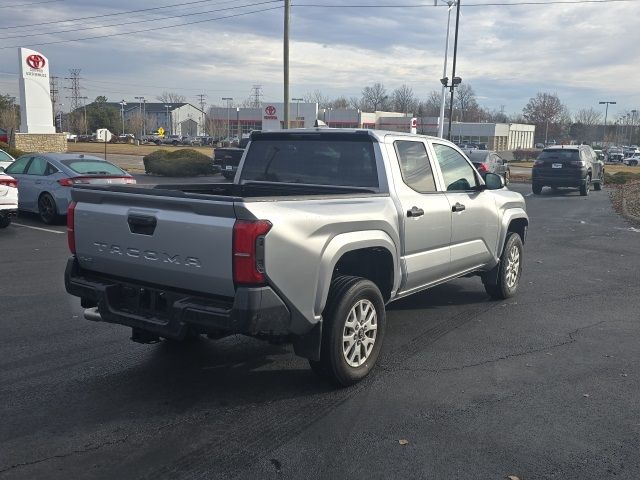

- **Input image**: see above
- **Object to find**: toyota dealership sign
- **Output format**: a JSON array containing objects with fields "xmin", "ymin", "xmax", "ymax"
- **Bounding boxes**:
[
  {"xmin": 18, "ymin": 47, "xmax": 55, "ymax": 134},
  {"xmin": 264, "ymin": 105, "xmax": 278, "ymax": 120}
]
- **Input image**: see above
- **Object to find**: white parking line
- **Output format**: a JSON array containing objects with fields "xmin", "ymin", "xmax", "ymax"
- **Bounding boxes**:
[{"xmin": 12, "ymin": 223, "xmax": 65, "ymax": 234}]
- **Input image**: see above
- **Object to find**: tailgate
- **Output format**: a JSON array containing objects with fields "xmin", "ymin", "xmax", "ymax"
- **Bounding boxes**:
[{"xmin": 72, "ymin": 187, "xmax": 237, "ymax": 297}]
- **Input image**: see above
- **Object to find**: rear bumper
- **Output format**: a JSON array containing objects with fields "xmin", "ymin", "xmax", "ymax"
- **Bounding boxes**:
[
  {"xmin": 64, "ymin": 257, "xmax": 292, "ymax": 339},
  {"xmin": 532, "ymin": 169, "xmax": 587, "ymax": 187}
]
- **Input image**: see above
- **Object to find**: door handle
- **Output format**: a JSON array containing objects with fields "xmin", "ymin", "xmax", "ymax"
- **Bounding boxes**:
[
  {"xmin": 35, "ymin": 180, "xmax": 42, "ymax": 184},
  {"xmin": 407, "ymin": 206, "xmax": 424, "ymax": 218},
  {"xmin": 452, "ymin": 202, "xmax": 466, "ymax": 212}
]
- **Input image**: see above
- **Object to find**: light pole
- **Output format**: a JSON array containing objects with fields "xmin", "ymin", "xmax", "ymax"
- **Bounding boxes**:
[
  {"xmin": 631, "ymin": 109, "xmax": 638, "ymax": 146},
  {"xmin": 599, "ymin": 101, "xmax": 616, "ymax": 146},
  {"xmin": 292, "ymin": 98, "xmax": 303, "ymax": 127},
  {"xmin": 283, "ymin": 0, "xmax": 290, "ymax": 129},
  {"xmin": 446, "ymin": 0, "xmax": 462, "ymax": 141},
  {"xmin": 164, "ymin": 105, "xmax": 172, "ymax": 135},
  {"xmin": 134, "ymin": 96, "xmax": 145, "ymax": 138},
  {"xmin": 438, "ymin": 0, "xmax": 455, "ymax": 138},
  {"xmin": 119, "ymin": 100, "xmax": 127, "ymax": 135},
  {"xmin": 222, "ymin": 97, "xmax": 233, "ymax": 143}
]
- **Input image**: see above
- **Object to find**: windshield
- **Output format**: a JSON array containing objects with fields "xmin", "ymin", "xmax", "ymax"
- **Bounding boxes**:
[
  {"xmin": 0, "ymin": 150, "xmax": 13, "ymax": 162},
  {"xmin": 60, "ymin": 159, "xmax": 126, "ymax": 175},
  {"xmin": 240, "ymin": 135, "xmax": 379, "ymax": 188},
  {"xmin": 538, "ymin": 150, "xmax": 580, "ymax": 161}
]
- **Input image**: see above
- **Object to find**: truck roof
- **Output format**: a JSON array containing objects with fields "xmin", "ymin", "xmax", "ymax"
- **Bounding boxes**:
[{"xmin": 250, "ymin": 128, "xmax": 442, "ymax": 143}]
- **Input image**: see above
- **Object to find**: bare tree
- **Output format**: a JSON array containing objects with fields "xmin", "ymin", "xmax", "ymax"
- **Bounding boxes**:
[
  {"xmin": 348, "ymin": 97, "xmax": 363, "ymax": 110},
  {"xmin": 523, "ymin": 92, "xmax": 567, "ymax": 142},
  {"xmin": 361, "ymin": 83, "xmax": 389, "ymax": 111},
  {"xmin": 157, "ymin": 92, "xmax": 186, "ymax": 103},
  {"xmin": 126, "ymin": 112, "xmax": 144, "ymax": 138},
  {"xmin": 418, "ymin": 91, "xmax": 444, "ymax": 117},
  {"xmin": 574, "ymin": 107, "xmax": 601, "ymax": 126},
  {"xmin": 391, "ymin": 84, "xmax": 416, "ymax": 115},
  {"xmin": 304, "ymin": 90, "xmax": 330, "ymax": 109},
  {"xmin": 330, "ymin": 96, "xmax": 349, "ymax": 109},
  {"xmin": 455, "ymin": 84, "xmax": 480, "ymax": 122}
]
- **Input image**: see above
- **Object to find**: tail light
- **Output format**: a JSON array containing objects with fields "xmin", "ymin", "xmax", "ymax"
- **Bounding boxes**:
[
  {"xmin": 233, "ymin": 220, "xmax": 272, "ymax": 285},
  {"xmin": 67, "ymin": 201, "xmax": 76, "ymax": 254},
  {"xmin": 570, "ymin": 160, "xmax": 586, "ymax": 167},
  {"xmin": 0, "ymin": 178, "xmax": 18, "ymax": 188},
  {"xmin": 58, "ymin": 176, "xmax": 136, "ymax": 187},
  {"xmin": 476, "ymin": 163, "xmax": 489, "ymax": 173},
  {"xmin": 534, "ymin": 159, "xmax": 544, "ymax": 166}
]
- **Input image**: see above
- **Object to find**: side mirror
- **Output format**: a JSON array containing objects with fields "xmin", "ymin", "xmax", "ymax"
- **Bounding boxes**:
[{"xmin": 485, "ymin": 172, "xmax": 505, "ymax": 190}]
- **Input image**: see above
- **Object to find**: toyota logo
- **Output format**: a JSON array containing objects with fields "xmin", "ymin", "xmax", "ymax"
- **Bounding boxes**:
[
  {"xmin": 265, "ymin": 105, "xmax": 276, "ymax": 116},
  {"xmin": 26, "ymin": 54, "xmax": 46, "ymax": 69}
]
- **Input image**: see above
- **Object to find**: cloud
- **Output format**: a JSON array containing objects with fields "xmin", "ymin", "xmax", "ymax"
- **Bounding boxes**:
[{"xmin": 0, "ymin": 0, "xmax": 638, "ymax": 117}]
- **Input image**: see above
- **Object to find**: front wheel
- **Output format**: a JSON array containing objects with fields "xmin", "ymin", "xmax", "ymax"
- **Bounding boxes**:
[
  {"xmin": 594, "ymin": 172, "xmax": 604, "ymax": 191},
  {"xmin": 483, "ymin": 232, "xmax": 524, "ymax": 300},
  {"xmin": 504, "ymin": 170, "xmax": 511, "ymax": 185},
  {"xmin": 310, "ymin": 276, "xmax": 386, "ymax": 387},
  {"xmin": 532, "ymin": 183, "xmax": 542, "ymax": 195}
]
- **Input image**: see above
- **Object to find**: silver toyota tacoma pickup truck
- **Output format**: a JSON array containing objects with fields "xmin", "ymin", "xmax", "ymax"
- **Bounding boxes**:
[{"xmin": 65, "ymin": 129, "xmax": 528, "ymax": 386}]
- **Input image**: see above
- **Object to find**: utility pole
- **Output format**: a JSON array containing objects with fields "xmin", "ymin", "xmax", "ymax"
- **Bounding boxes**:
[
  {"xmin": 50, "ymin": 76, "xmax": 59, "ymax": 125},
  {"xmin": 283, "ymin": 0, "xmax": 290, "ymax": 129},
  {"xmin": 196, "ymin": 93, "xmax": 207, "ymax": 135},
  {"xmin": 78, "ymin": 96, "xmax": 88, "ymax": 135},
  {"xmin": 222, "ymin": 97, "xmax": 233, "ymax": 143},
  {"xmin": 599, "ymin": 101, "xmax": 616, "ymax": 146}
]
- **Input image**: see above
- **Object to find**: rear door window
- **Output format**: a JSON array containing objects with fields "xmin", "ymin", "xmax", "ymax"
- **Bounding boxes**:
[
  {"xmin": 394, "ymin": 140, "xmax": 436, "ymax": 193},
  {"xmin": 26, "ymin": 157, "xmax": 48, "ymax": 175}
]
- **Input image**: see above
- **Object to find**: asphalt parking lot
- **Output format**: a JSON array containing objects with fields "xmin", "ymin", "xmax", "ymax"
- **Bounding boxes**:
[{"xmin": 1, "ymin": 182, "xmax": 639, "ymax": 480}]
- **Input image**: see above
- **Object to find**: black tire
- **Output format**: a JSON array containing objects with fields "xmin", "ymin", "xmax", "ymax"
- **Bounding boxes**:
[
  {"xmin": 0, "ymin": 216, "xmax": 10, "ymax": 228},
  {"xmin": 38, "ymin": 192, "xmax": 60, "ymax": 225},
  {"xmin": 222, "ymin": 171, "xmax": 235, "ymax": 180},
  {"xmin": 594, "ymin": 172, "xmax": 604, "ymax": 191},
  {"xmin": 580, "ymin": 175, "xmax": 590, "ymax": 196},
  {"xmin": 532, "ymin": 183, "xmax": 542, "ymax": 195},
  {"xmin": 310, "ymin": 275, "xmax": 386, "ymax": 387},
  {"xmin": 504, "ymin": 170, "xmax": 510, "ymax": 185},
  {"xmin": 483, "ymin": 232, "xmax": 524, "ymax": 300}
]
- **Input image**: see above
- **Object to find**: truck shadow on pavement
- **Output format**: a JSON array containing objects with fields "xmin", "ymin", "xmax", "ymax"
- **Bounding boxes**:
[{"xmin": 388, "ymin": 280, "xmax": 492, "ymax": 311}]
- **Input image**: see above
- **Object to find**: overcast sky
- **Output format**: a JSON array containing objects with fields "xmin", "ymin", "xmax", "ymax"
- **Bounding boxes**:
[{"xmin": 1, "ymin": 0, "xmax": 638, "ymax": 119}]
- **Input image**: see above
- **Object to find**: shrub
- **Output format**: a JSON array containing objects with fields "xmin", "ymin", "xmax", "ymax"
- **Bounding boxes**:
[
  {"xmin": 0, "ymin": 141, "xmax": 26, "ymax": 158},
  {"xmin": 143, "ymin": 149, "xmax": 214, "ymax": 176},
  {"xmin": 512, "ymin": 149, "xmax": 539, "ymax": 162},
  {"xmin": 605, "ymin": 171, "xmax": 640, "ymax": 185}
]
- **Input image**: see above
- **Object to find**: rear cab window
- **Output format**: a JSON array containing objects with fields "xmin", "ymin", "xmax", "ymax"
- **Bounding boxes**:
[{"xmin": 240, "ymin": 133, "xmax": 379, "ymax": 189}]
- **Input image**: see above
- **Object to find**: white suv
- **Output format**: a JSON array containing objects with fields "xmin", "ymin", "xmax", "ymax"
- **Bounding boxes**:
[{"xmin": 0, "ymin": 173, "xmax": 18, "ymax": 228}]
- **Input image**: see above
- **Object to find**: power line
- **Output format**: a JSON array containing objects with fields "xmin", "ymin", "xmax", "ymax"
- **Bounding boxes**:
[
  {"xmin": 295, "ymin": 0, "xmax": 634, "ymax": 6},
  {"xmin": 0, "ymin": 0, "xmax": 282, "ymax": 40},
  {"xmin": 0, "ymin": 6, "xmax": 283, "ymax": 49},
  {"xmin": 0, "ymin": 0, "xmax": 245, "ymax": 30},
  {"xmin": 5, "ymin": 0, "xmax": 62, "ymax": 7}
]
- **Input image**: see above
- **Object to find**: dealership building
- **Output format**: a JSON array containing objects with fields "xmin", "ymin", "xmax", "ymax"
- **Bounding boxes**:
[
  {"xmin": 115, "ymin": 102, "xmax": 206, "ymax": 137},
  {"xmin": 208, "ymin": 103, "xmax": 534, "ymax": 151}
]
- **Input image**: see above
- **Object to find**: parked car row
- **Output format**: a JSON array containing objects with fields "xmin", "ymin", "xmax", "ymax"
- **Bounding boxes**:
[{"xmin": 0, "ymin": 153, "xmax": 135, "ymax": 224}]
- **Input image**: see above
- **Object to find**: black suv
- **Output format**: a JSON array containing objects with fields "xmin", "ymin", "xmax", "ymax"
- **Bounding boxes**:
[{"xmin": 532, "ymin": 145, "xmax": 604, "ymax": 196}]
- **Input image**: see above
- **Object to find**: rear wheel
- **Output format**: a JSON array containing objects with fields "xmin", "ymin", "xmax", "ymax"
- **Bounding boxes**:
[
  {"xmin": 483, "ymin": 232, "xmax": 524, "ymax": 300},
  {"xmin": 580, "ymin": 175, "xmax": 591, "ymax": 196},
  {"xmin": 309, "ymin": 275, "xmax": 386, "ymax": 387},
  {"xmin": 594, "ymin": 171, "xmax": 604, "ymax": 191},
  {"xmin": 532, "ymin": 183, "xmax": 542, "ymax": 195},
  {"xmin": 504, "ymin": 170, "xmax": 511, "ymax": 185},
  {"xmin": 38, "ymin": 193, "xmax": 60, "ymax": 225},
  {"xmin": 0, "ymin": 216, "xmax": 11, "ymax": 228}
]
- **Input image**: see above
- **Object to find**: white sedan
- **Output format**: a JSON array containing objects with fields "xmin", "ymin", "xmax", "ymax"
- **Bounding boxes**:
[
  {"xmin": 0, "ymin": 149, "xmax": 15, "ymax": 170},
  {"xmin": 623, "ymin": 156, "xmax": 639, "ymax": 166},
  {"xmin": 0, "ymin": 172, "xmax": 18, "ymax": 228}
]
